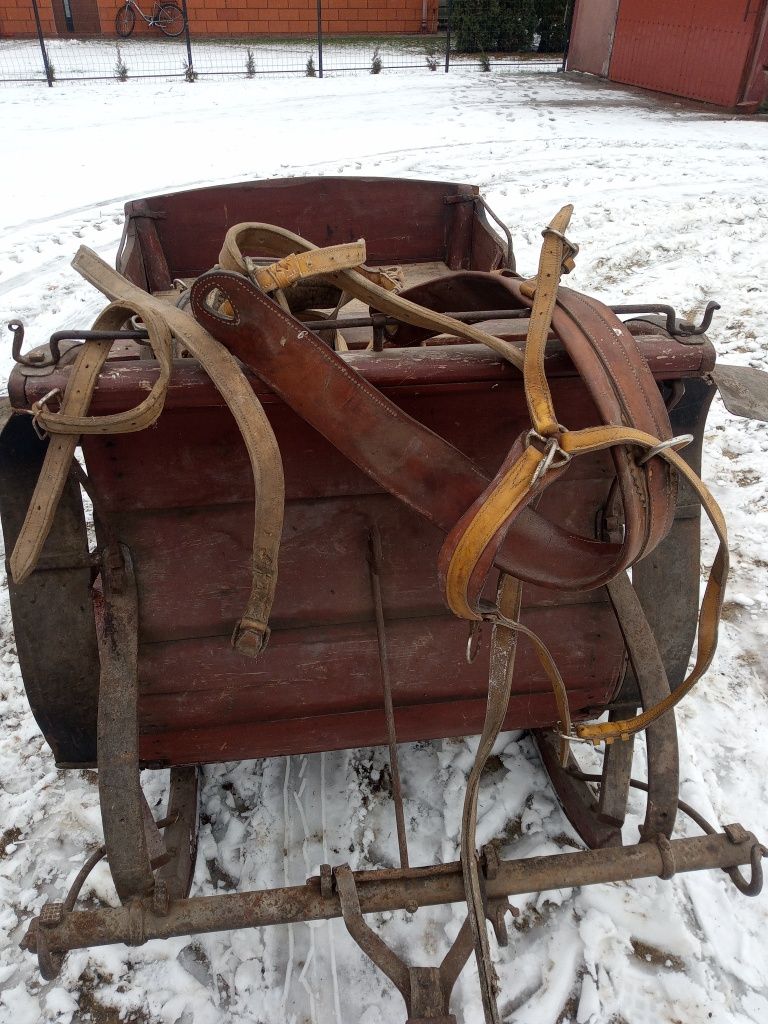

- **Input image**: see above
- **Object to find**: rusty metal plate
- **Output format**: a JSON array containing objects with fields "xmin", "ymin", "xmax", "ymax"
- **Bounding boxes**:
[{"xmin": 712, "ymin": 364, "xmax": 768, "ymax": 422}]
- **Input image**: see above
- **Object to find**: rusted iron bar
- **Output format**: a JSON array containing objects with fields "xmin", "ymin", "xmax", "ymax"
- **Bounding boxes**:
[
  {"xmin": 36, "ymin": 302, "xmax": 717, "ymax": 351},
  {"xmin": 24, "ymin": 830, "xmax": 761, "ymax": 959},
  {"xmin": 367, "ymin": 526, "xmax": 410, "ymax": 870}
]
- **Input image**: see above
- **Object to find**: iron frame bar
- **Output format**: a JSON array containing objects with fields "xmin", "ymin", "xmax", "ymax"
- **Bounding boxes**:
[{"xmin": 24, "ymin": 830, "xmax": 762, "ymax": 965}]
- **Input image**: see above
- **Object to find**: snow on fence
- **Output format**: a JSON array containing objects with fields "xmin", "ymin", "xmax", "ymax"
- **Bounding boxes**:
[{"xmin": 0, "ymin": 0, "xmax": 566, "ymax": 85}]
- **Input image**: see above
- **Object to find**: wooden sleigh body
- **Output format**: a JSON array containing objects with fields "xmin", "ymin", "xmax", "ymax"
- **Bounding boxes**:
[{"xmin": 2, "ymin": 177, "xmax": 765, "ymax": 1022}]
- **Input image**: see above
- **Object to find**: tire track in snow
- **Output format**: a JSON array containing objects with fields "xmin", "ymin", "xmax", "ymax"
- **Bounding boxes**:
[{"xmin": 279, "ymin": 752, "xmax": 344, "ymax": 1024}]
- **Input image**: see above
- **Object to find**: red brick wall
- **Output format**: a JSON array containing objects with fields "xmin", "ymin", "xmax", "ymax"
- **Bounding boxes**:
[
  {"xmin": 3, "ymin": 0, "xmax": 438, "ymax": 37},
  {"xmin": 1, "ymin": 0, "xmax": 56, "ymax": 37}
]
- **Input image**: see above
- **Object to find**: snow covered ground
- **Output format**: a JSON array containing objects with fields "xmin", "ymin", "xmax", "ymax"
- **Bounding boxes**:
[{"xmin": 0, "ymin": 70, "xmax": 767, "ymax": 1024}]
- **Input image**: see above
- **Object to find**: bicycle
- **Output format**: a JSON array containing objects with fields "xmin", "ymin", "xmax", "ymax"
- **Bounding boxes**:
[{"xmin": 115, "ymin": 0, "xmax": 185, "ymax": 38}]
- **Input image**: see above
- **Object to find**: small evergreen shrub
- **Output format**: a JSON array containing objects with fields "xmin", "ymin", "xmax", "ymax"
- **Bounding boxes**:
[{"xmin": 114, "ymin": 45, "xmax": 128, "ymax": 82}]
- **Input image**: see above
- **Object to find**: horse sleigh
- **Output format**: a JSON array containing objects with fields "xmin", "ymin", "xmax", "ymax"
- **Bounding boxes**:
[{"xmin": 1, "ymin": 176, "xmax": 765, "ymax": 1023}]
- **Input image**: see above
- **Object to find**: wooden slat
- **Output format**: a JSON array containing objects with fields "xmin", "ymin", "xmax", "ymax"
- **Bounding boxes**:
[{"xmin": 139, "ymin": 688, "xmax": 603, "ymax": 766}]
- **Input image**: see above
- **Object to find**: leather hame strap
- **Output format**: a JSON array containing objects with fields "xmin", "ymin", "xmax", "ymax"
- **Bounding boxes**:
[{"xmin": 438, "ymin": 208, "xmax": 728, "ymax": 747}]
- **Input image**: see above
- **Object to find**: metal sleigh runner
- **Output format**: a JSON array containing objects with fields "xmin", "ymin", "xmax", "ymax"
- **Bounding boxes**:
[{"xmin": 2, "ymin": 177, "xmax": 767, "ymax": 1023}]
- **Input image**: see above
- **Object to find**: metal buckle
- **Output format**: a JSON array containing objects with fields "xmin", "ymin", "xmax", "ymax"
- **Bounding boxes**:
[
  {"xmin": 30, "ymin": 388, "xmax": 62, "ymax": 440},
  {"xmin": 637, "ymin": 433, "xmax": 694, "ymax": 466},
  {"xmin": 541, "ymin": 226, "xmax": 579, "ymax": 270},
  {"xmin": 526, "ymin": 428, "xmax": 571, "ymax": 486}
]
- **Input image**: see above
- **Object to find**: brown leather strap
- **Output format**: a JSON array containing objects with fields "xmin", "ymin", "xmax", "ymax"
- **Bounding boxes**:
[{"xmin": 189, "ymin": 270, "xmax": 636, "ymax": 593}]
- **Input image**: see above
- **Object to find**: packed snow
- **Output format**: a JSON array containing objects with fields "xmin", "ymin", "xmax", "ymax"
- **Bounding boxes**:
[{"xmin": 0, "ymin": 69, "xmax": 767, "ymax": 1024}]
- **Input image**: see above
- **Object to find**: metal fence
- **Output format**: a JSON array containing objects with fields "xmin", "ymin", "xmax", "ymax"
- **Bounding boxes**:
[{"xmin": 0, "ymin": 0, "xmax": 569, "ymax": 85}]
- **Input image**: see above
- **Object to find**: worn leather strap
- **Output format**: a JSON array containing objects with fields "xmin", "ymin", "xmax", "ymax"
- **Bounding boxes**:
[
  {"xmin": 24, "ymin": 246, "xmax": 286, "ymax": 659},
  {"xmin": 218, "ymin": 222, "xmax": 526, "ymax": 370},
  {"xmin": 10, "ymin": 300, "xmax": 173, "ymax": 583},
  {"xmin": 461, "ymin": 574, "xmax": 522, "ymax": 1024},
  {"xmin": 519, "ymin": 204, "xmax": 575, "ymax": 436},
  {"xmin": 247, "ymin": 240, "xmax": 367, "ymax": 294},
  {"xmin": 221, "ymin": 222, "xmax": 400, "ymax": 294}
]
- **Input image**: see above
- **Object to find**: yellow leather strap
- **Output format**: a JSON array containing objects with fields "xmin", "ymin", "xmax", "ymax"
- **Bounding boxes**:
[
  {"xmin": 247, "ymin": 241, "xmax": 367, "ymax": 294},
  {"xmin": 519, "ymin": 205, "xmax": 575, "ymax": 437},
  {"xmin": 558, "ymin": 424, "xmax": 728, "ymax": 745},
  {"xmin": 32, "ymin": 302, "xmax": 173, "ymax": 436},
  {"xmin": 444, "ymin": 444, "xmax": 545, "ymax": 620},
  {"xmin": 10, "ymin": 301, "xmax": 173, "ymax": 584}
]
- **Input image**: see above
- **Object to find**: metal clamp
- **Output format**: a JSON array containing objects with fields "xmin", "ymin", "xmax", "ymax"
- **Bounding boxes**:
[
  {"xmin": 36, "ymin": 902, "xmax": 65, "ymax": 980},
  {"xmin": 655, "ymin": 833, "xmax": 676, "ymax": 880},
  {"xmin": 637, "ymin": 434, "xmax": 693, "ymax": 466}
]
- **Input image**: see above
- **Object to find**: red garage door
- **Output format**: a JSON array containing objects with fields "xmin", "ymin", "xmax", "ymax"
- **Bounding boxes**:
[{"xmin": 610, "ymin": 0, "xmax": 764, "ymax": 107}]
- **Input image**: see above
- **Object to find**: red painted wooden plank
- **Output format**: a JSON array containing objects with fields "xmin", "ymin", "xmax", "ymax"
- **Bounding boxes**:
[
  {"xmin": 130, "ymin": 178, "xmax": 483, "ymax": 279},
  {"xmin": 138, "ymin": 688, "xmax": 606, "ymax": 766}
]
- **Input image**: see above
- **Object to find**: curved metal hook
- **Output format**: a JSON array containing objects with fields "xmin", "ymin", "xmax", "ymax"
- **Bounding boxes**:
[
  {"xmin": 725, "ymin": 841, "xmax": 766, "ymax": 897},
  {"xmin": 677, "ymin": 301, "xmax": 721, "ymax": 336},
  {"xmin": 8, "ymin": 320, "xmax": 61, "ymax": 368}
]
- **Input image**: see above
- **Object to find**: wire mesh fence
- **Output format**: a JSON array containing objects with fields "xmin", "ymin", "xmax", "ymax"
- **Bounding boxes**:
[{"xmin": 0, "ymin": 0, "xmax": 569, "ymax": 85}]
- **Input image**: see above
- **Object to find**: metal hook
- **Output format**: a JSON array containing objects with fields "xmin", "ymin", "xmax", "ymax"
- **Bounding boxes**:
[
  {"xmin": 723, "ymin": 824, "xmax": 766, "ymax": 897},
  {"xmin": 676, "ymin": 301, "xmax": 721, "ymax": 336},
  {"xmin": 8, "ymin": 320, "xmax": 61, "ymax": 368}
]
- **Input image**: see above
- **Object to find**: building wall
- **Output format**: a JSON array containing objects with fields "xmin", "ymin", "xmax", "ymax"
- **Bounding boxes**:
[
  {"xmin": 3, "ymin": 0, "xmax": 438, "ymax": 37},
  {"xmin": 610, "ymin": 0, "xmax": 766, "ymax": 108},
  {"xmin": 567, "ymin": 0, "xmax": 768, "ymax": 111},
  {"xmin": 1, "ymin": 0, "xmax": 55, "ymax": 37}
]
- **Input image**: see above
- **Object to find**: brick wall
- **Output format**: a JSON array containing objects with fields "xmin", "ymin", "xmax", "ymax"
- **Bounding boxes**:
[
  {"xmin": 3, "ymin": 0, "xmax": 438, "ymax": 37},
  {"xmin": 1, "ymin": 0, "xmax": 55, "ymax": 37}
]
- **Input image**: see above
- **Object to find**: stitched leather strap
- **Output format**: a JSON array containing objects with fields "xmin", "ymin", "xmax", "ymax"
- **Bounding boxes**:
[{"xmin": 190, "ymin": 270, "xmax": 643, "ymax": 593}]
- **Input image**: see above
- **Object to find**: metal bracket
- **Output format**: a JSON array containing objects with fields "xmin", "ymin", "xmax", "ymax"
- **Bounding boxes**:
[{"xmin": 334, "ymin": 863, "xmax": 471, "ymax": 1023}]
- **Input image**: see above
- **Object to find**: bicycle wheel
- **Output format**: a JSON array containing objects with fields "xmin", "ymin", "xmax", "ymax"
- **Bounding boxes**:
[
  {"xmin": 157, "ymin": 2, "xmax": 185, "ymax": 36},
  {"xmin": 115, "ymin": 3, "xmax": 136, "ymax": 37}
]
